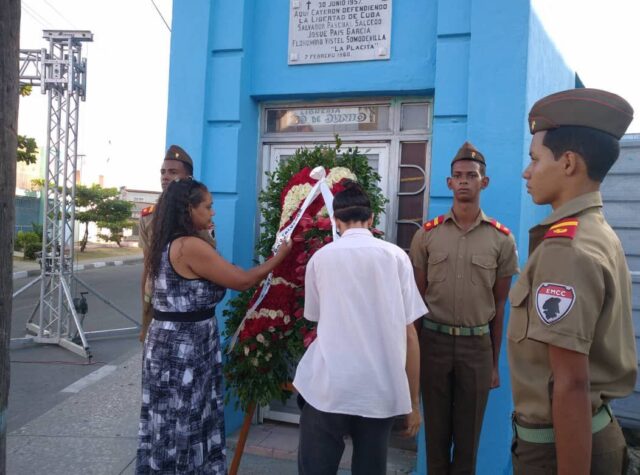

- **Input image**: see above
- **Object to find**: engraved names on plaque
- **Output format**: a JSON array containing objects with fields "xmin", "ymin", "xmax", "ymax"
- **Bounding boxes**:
[{"xmin": 288, "ymin": 0, "xmax": 392, "ymax": 65}]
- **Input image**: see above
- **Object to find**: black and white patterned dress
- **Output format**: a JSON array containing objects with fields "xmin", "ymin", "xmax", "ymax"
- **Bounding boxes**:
[{"xmin": 136, "ymin": 241, "xmax": 227, "ymax": 474}]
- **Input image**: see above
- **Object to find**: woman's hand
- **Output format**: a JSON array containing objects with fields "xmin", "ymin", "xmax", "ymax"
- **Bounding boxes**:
[{"xmin": 274, "ymin": 237, "xmax": 293, "ymax": 261}]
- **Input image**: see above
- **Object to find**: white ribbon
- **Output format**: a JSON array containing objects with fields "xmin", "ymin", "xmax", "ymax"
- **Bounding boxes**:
[{"xmin": 227, "ymin": 166, "xmax": 338, "ymax": 352}]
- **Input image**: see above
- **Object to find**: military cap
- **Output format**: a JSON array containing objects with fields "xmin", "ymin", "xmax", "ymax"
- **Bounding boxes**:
[
  {"xmin": 451, "ymin": 141, "xmax": 485, "ymax": 166},
  {"xmin": 528, "ymin": 88, "xmax": 634, "ymax": 139},
  {"xmin": 164, "ymin": 144, "xmax": 193, "ymax": 168}
]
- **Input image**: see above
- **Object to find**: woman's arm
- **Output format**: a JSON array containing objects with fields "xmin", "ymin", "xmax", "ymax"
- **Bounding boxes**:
[{"xmin": 182, "ymin": 237, "xmax": 291, "ymax": 291}]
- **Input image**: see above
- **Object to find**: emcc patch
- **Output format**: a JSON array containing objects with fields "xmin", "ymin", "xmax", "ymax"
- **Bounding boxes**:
[{"xmin": 535, "ymin": 283, "xmax": 576, "ymax": 325}]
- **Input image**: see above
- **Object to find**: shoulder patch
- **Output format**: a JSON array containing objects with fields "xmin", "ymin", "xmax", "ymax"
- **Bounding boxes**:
[
  {"xmin": 536, "ymin": 283, "xmax": 576, "ymax": 325},
  {"xmin": 544, "ymin": 218, "xmax": 578, "ymax": 240},
  {"xmin": 489, "ymin": 219, "xmax": 511, "ymax": 236},
  {"xmin": 141, "ymin": 205, "xmax": 155, "ymax": 217},
  {"xmin": 423, "ymin": 215, "xmax": 446, "ymax": 232}
]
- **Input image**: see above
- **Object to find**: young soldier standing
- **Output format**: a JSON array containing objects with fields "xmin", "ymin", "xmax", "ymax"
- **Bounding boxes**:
[
  {"xmin": 138, "ymin": 145, "xmax": 216, "ymax": 342},
  {"xmin": 409, "ymin": 142, "xmax": 519, "ymax": 474},
  {"xmin": 508, "ymin": 88, "xmax": 636, "ymax": 474}
]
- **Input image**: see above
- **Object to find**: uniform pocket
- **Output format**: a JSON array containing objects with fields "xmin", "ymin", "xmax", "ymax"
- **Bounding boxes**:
[
  {"xmin": 507, "ymin": 280, "xmax": 530, "ymax": 342},
  {"xmin": 427, "ymin": 252, "xmax": 448, "ymax": 283},
  {"xmin": 471, "ymin": 254, "xmax": 497, "ymax": 287}
]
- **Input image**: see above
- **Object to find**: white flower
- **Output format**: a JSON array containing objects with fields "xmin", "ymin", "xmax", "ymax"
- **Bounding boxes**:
[
  {"xmin": 268, "ymin": 326, "xmax": 275, "ymax": 333},
  {"xmin": 265, "ymin": 353, "xmax": 272, "ymax": 361},
  {"xmin": 280, "ymin": 183, "xmax": 313, "ymax": 227},
  {"xmin": 326, "ymin": 167, "xmax": 357, "ymax": 187},
  {"xmin": 284, "ymin": 315, "xmax": 291, "ymax": 325},
  {"xmin": 268, "ymin": 309, "xmax": 277, "ymax": 318},
  {"xmin": 251, "ymin": 358, "xmax": 259, "ymax": 367},
  {"xmin": 256, "ymin": 333, "xmax": 265, "ymax": 343},
  {"xmin": 243, "ymin": 346, "xmax": 250, "ymax": 356}
]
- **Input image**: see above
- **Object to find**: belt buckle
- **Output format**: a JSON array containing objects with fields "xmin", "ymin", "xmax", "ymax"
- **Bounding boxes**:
[{"xmin": 451, "ymin": 326, "xmax": 460, "ymax": 336}]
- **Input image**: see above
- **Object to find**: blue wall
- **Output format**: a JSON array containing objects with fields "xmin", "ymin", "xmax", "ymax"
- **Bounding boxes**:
[{"xmin": 166, "ymin": 0, "xmax": 575, "ymax": 472}]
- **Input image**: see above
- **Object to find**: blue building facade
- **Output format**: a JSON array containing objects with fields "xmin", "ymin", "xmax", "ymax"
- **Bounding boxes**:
[{"xmin": 165, "ymin": 1, "xmax": 577, "ymax": 472}]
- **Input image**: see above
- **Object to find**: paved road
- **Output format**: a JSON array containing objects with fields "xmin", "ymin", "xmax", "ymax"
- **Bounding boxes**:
[{"xmin": 8, "ymin": 263, "xmax": 144, "ymax": 432}]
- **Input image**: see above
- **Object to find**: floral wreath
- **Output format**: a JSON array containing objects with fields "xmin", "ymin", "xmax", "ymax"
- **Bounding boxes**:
[{"xmin": 223, "ymin": 138, "xmax": 387, "ymax": 411}]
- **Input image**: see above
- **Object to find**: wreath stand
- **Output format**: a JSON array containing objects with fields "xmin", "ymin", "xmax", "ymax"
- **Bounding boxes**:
[{"xmin": 229, "ymin": 382, "xmax": 295, "ymax": 475}]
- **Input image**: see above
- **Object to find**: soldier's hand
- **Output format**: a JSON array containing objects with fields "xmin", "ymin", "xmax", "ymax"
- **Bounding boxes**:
[
  {"xmin": 403, "ymin": 405, "xmax": 421, "ymax": 438},
  {"xmin": 490, "ymin": 367, "xmax": 500, "ymax": 389}
]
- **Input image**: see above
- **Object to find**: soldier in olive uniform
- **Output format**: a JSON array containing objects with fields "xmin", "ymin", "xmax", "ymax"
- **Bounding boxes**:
[
  {"xmin": 138, "ymin": 145, "xmax": 216, "ymax": 341},
  {"xmin": 508, "ymin": 88, "xmax": 637, "ymax": 474},
  {"xmin": 410, "ymin": 142, "xmax": 519, "ymax": 474}
]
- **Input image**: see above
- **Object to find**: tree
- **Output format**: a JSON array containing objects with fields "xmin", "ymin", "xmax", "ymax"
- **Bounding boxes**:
[
  {"xmin": 0, "ymin": 0, "xmax": 20, "ymax": 469},
  {"xmin": 96, "ymin": 199, "xmax": 134, "ymax": 247},
  {"xmin": 17, "ymin": 134, "xmax": 37, "ymax": 164},
  {"xmin": 75, "ymin": 184, "xmax": 133, "ymax": 251}
]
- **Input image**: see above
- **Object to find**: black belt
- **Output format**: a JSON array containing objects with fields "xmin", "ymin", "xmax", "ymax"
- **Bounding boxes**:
[{"xmin": 154, "ymin": 308, "xmax": 214, "ymax": 322}]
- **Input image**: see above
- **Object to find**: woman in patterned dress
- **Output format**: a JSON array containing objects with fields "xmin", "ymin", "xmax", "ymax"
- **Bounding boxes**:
[{"xmin": 136, "ymin": 178, "xmax": 290, "ymax": 474}]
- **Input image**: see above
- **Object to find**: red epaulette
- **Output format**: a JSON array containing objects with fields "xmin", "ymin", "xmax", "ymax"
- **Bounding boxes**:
[
  {"xmin": 423, "ymin": 215, "xmax": 446, "ymax": 232},
  {"xmin": 141, "ymin": 205, "xmax": 155, "ymax": 217},
  {"xmin": 489, "ymin": 219, "xmax": 511, "ymax": 236},
  {"xmin": 544, "ymin": 217, "xmax": 579, "ymax": 240}
]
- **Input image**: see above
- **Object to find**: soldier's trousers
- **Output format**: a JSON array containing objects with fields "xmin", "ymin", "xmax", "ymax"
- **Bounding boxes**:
[
  {"xmin": 420, "ymin": 329, "xmax": 493, "ymax": 475},
  {"xmin": 511, "ymin": 417, "xmax": 628, "ymax": 474}
]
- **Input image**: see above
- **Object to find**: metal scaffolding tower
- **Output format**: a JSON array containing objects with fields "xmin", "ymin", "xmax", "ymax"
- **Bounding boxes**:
[{"xmin": 13, "ymin": 30, "xmax": 139, "ymax": 359}]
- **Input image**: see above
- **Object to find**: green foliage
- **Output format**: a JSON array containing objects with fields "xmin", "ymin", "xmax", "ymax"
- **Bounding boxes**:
[
  {"xmin": 31, "ymin": 222, "xmax": 43, "ymax": 241},
  {"xmin": 222, "ymin": 137, "xmax": 388, "ymax": 411},
  {"xmin": 19, "ymin": 84, "xmax": 32, "ymax": 97},
  {"xmin": 15, "ymin": 231, "xmax": 41, "ymax": 259},
  {"xmin": 75, "ymin": 184, "xmax": 134, "ymax": 250},
  {"xmin": 17, "ymin": 135, "xmax": 38, "ymax": 165}
]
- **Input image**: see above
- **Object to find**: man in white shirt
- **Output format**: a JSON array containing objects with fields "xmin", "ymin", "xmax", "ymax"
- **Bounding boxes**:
[{"xmin": 293, "ymin": 180, "xmax": 426, "ymax": 475}]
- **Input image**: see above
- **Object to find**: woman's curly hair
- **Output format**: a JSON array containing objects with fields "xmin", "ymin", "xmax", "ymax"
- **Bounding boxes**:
[{"xmin": 145, "ymin": 178, "xmax": 209, "ymax": 281}]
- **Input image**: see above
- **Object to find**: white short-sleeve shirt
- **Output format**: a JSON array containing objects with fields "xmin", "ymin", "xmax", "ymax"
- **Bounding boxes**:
[{"xmin": 293, "ymin": 228, "xmax": 427, "ymax": 418}]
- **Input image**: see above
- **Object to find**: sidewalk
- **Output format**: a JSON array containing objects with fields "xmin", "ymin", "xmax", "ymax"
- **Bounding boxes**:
[
  {"xmin": 6, "ymin": 351, "xmax": 416, "ymax": 475},
  {"xmin": 12, "ymin": 246, "xmax": 143, "ymax": 279}
]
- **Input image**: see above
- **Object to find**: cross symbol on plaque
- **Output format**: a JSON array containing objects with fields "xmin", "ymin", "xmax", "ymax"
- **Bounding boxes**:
[{"xmin": 306, "ymin": 0, "xmax": 311, "ymax": 9}]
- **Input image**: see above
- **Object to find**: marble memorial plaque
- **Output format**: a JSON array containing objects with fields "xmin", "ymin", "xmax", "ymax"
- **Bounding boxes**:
[{"xmin": 288, "ymin": 0, "xmax": 392, "ymax": 65}]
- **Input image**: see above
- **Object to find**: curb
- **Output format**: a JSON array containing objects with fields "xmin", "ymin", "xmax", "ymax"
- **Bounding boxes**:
[{"xmin": 12, "ymin": 257, "xmax": 144, "ymax": 280}]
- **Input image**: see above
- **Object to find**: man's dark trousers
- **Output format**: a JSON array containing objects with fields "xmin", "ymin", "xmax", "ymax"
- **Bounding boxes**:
[
  {"xmin": 298, "ymin": 401, "xmax": 395, "ymax": 475},
  {"xmin": 421, "ymin": 329, "xmax": 493, "ymax": 474}
]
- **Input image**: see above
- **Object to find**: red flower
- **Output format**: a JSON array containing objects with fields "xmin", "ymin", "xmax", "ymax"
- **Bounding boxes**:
[
  {"xmin": 303, "ymin": 327, "xmax": 318, "ymax": 347},
  {"xmin": 296, "ymin": 252, "xmax": 309, "ymax": 264},
  {"xmin": 316, "ymin": 217, "xmax": 332, "ymax": 230},
  {"xmin": 299, "ymin": 215, "xmax": 314, "ymax": 231}
]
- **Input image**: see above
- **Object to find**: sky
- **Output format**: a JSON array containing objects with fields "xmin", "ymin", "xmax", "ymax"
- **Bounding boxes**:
[
  {"xmin": 532, "ymin": 0, "xmax": 640, "ymax": 134},
  {"xmin": 17, "ymin": 0, "xmax": 640, "ymax": 192},
  {"xmin": 18, "ymin": 0, "xmax": 173, "ymax": 191}
]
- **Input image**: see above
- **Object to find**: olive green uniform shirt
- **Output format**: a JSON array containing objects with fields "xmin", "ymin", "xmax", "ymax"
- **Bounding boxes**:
[
  {"xmin": 507, "ymin": 192, "xmax": 637, "ymax": 424},
  {"xmin": 409, "ymin": 210, "xmax": 519, "ymax": 327}
]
